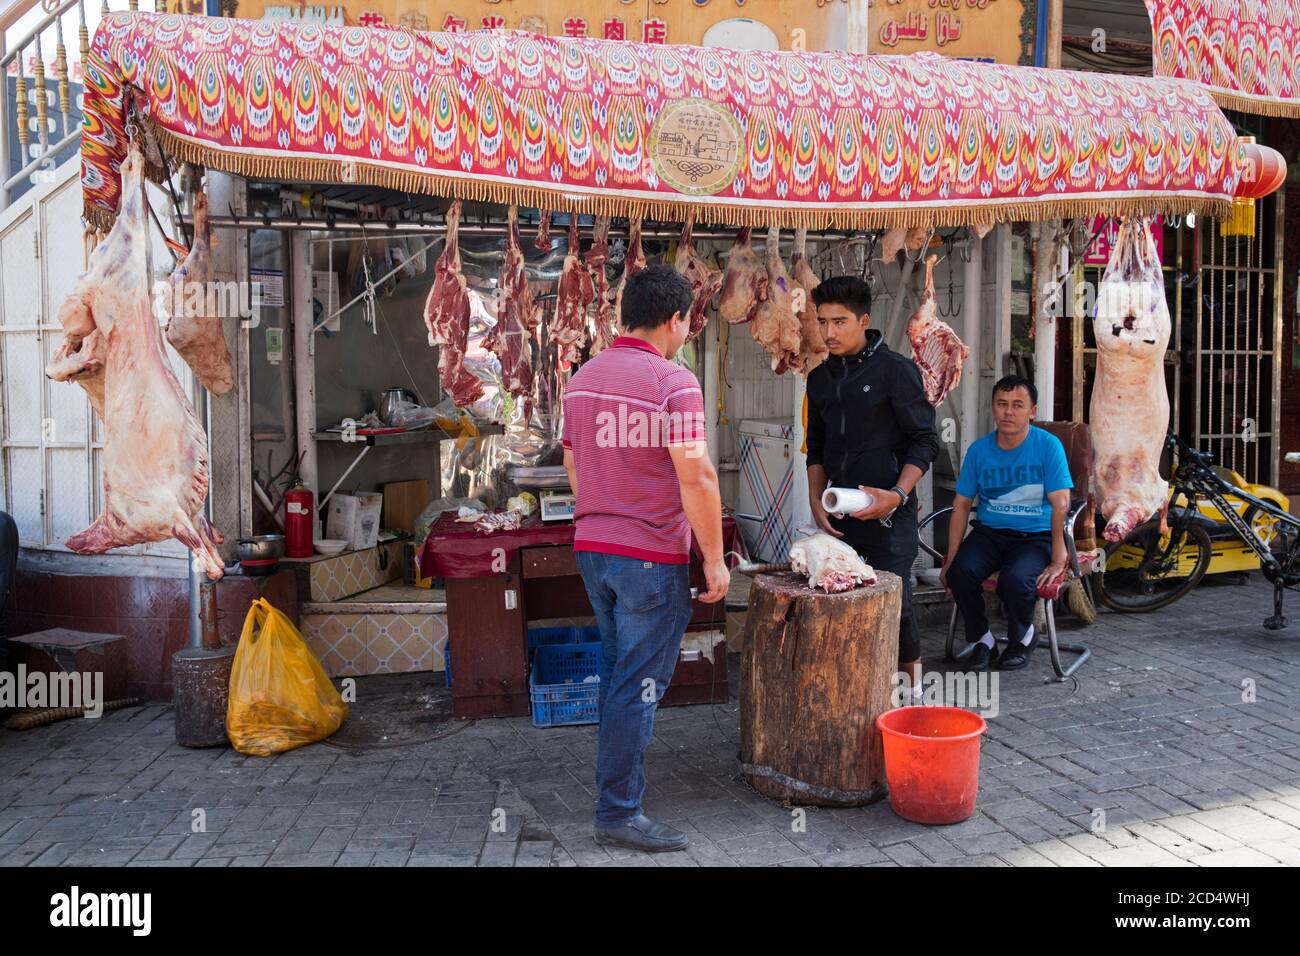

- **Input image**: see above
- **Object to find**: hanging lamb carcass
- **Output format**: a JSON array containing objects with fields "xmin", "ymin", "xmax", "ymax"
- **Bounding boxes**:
[
  {"xmin": 47, "ymin": 144, "xmax": 225, "ymax": 577},
  {"xmin": 1090, "ymin": 216, "xmax": 1171, "ymax": 542}
]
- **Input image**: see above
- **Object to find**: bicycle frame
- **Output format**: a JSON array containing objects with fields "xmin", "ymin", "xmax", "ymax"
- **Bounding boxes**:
[{"xmin": 1164, "ymin": 432, "xmax": 1300, "ymax": 627}]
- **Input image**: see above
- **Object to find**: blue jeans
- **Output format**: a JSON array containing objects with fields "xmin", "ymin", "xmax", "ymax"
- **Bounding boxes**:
[
  {"xmin": 947, "ymin": 523, "xmax": 1052, "ymax": 645},
  {"xmin": 576, "ymin": 551, "xmax": 693, "ymax": 825}
]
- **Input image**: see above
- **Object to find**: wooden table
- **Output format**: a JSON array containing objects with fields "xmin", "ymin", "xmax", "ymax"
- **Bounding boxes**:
[{"xmin": 429, "ymin": 522, "xmax": 736, "ymax": 720}]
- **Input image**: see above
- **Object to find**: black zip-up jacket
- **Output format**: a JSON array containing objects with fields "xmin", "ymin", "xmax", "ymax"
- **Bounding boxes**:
[{"xmin": 806, "ymin": 329, "xmax": 941, "ymax": 491}]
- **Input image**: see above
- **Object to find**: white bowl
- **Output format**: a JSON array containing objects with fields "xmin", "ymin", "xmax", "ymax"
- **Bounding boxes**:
[{"xmin": 313, "ymin": 539, "xmax": 349, "ymax": 556}]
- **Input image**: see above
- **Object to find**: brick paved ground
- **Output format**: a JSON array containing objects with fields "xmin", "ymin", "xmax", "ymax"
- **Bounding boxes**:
[{"xmin": 2, "ymin": 573, "xmax": 1299, "ymax": 867}]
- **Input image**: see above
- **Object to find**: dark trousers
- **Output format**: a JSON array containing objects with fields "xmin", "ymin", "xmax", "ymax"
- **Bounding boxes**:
[
  {"xmin": 836, "ymin": 501, "xmax": 920, "ymax": 663},
  {"xmin": 947, "ymin": 523, "xmax": 1052, "ymax": 645}
]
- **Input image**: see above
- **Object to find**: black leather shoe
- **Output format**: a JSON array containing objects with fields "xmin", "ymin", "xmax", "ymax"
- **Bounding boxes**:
[
  {"xmin": 998, "ymin": 630, "xmax": 1040, "ymax": 670},
  {"xmin": 962, "ymin": 642, "xmax": 995, "ymax": 672},
  {"xmin": 593, "ymin": 814, "xmax": 689, "ymax": 853}
]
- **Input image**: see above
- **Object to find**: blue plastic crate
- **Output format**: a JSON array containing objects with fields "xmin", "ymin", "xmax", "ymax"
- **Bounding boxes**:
[
  {"xmin": 442, "ymin": 642, "xmax": 453, "ymax": 688},
  {"xmin": 527, "ymin": 625, "xmax": 600, "ymax": 651},
  {"xmin": 530, "ymin": 642, "xmax": 601, "ymax": 728}
]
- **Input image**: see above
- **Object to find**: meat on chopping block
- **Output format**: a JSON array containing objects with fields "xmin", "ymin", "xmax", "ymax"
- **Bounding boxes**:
[
  {"xmin": 906, "ymin": 254, "xmax": 970, "ymax": 407},
  {"xmin": 792, "ymin": 228, "xmax": 828, "ymax": 375},
  {"xmin": 609, "ymin": 216, "xmax": 645, "ymax": 345},
  {"xmin": 484, "ymin": 205, "xmax": 539, "ymax": 407},
  {"xmin": 53, "ymin": 145, "xmax": 225, "ymax": 577},
  {"xmin": 719, "ymin": 227, "xmax": 767, "ymax": 324},
  {"xmin": 549, "ymin": 215, "xmax": 594, "ymax": 370},
  {"xmin": 162, "ymin": 190, "xmax": 235, "ymax": 396},
  {"xmin": 585, "ymin": 215, "xmax": 613, "ymax": 355},
  {"xmin": 788, "ymin": 532, "xmax": 877, "ymax": 593},
  {"xmin": 674, "ymin": 215, "xmax": 723, "ymax": 340},
  {"xmin": 1090, "ymin": 216, "xmax": 1171, "ymax": 542},
  {"xmin": 750, "ymin": 227, "xmax": 802, "ymax": 374},
  {"xmin": 423, "ymin": 200, "xmax": 484, "ymax": 408}
]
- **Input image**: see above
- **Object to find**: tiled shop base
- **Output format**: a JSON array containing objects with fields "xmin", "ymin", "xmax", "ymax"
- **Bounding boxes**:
[{"xmin": 301, "ymin": 612, "xmax": 448, "ymax": 678}]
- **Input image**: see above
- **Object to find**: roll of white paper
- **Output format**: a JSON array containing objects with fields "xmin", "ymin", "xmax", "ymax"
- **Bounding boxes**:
[{"xmin": 821, "ymin": 487, "xmax": 874, "ymax": 515}]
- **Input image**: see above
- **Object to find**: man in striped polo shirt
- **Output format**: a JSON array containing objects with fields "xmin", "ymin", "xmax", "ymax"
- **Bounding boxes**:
[{"xmin": 563, "ymin": 263, "xmax": 729, "ymax": 853}]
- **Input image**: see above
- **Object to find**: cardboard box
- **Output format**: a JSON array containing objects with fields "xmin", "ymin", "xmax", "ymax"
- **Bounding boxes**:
[
  {"xmin": 382, "ymin": 480, "xmax": 432, "ymax": 535},
  {"xmin": 326, "ymin": 492, "xmax": 384, "ymax": 550}
]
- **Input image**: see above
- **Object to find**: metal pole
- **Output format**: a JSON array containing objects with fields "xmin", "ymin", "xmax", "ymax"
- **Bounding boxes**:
[
  {"xmin": 291, "ymin": 232, "xmax": 318, "ymax": 502},
  {"xmin": 961, "ymin": 235, "xmax": 983, "ymax": 455}
]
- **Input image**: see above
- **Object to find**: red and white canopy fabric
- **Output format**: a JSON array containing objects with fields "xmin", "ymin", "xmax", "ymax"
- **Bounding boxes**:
[
  {"xmin": 1147, "ymin": 0, "xmax": 1300, "ymax": 118},
  {"xmin": 82, "ymin": 12, "xmax": 1244, "ymax": 231}
]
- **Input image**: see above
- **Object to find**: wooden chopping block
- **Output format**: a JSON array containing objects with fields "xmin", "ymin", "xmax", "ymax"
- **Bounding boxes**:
[{"xmin": 739, "ymin": 570, "xmax": 901, "ymax": 807}]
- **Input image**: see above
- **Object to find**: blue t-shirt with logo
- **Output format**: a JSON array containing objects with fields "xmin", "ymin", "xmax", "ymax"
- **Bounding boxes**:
[{"xmin": 955, "ymin": 427, "xmax": 1073, "ymax": 533}]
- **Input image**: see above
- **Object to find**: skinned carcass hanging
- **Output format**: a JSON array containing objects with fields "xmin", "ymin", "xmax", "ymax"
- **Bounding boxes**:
[
  {"xmin": 484, "ymin": 205, "xmax": 539, "ymax": 410},
  {"xmin": 550, "ymin": 215, "xmax": 594, "ymax": 370},
  {"xmin": 674, "ymin": 215, "xmax": 723, "ymax": 341},
  {"xmin": 50, "ymin": 144, "xmax": 225, "ymax": 577},
  {"xmin": 422, "ymin": 200, "xmax": 484, "ymax": 407},
  {"xmin": 1090, "ymin": 217, "xmax": 1171, "ymax": 542},
  {"xmin": 162, "ymin": 190, "xmax": 236, "ymax": 396},
  {"xmin": 791, "ymin": 228, "xmax": 828, "ymax": 375}
]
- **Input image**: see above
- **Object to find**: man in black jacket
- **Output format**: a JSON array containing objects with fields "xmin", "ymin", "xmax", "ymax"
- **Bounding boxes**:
[{"xmin": 806, "ymin": 276, "xmax": 941, "ymax": 693}]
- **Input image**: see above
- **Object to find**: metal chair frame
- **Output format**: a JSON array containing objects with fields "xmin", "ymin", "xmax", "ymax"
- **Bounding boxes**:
[{"xmin": 918, "ymin": 500, "xmax": 1093, "ymax": 681}]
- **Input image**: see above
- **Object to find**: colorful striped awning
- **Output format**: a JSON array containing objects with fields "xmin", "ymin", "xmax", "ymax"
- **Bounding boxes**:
[
  {"xmin": 1147, "ymin": 0, "xmax": 1300, "ymax": 119},
  {"xmin": 82, "ymin": 11, "xmax": 1245, "ymax": 231}
]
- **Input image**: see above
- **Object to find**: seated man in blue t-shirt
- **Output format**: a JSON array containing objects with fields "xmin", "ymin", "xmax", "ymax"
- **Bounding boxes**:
[{"xmin": 941, "ymin": 375, "xmax": 1072, "ymax": 672}]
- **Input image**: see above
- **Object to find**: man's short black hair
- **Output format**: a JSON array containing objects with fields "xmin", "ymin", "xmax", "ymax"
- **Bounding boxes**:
[
  {"xmin": 811, "ymin": 275, "xmax": 872, "ymax": 318},
  {"xmin": 621, "ymin": 263, "xmax": 693, "ymax": 331},
  {"xmin": 992, "ymin": 374, "xmax": 1037, "ymax": 405}
]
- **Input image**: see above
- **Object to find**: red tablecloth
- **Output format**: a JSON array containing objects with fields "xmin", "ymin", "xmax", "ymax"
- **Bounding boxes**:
[{"xmin": 418, "ymin": 512, "xmax": 744, "ymax": 580}]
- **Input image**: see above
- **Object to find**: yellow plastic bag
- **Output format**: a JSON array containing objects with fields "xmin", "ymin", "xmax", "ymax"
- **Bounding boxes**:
[{"xmin": 227, "ymin": 598, "xmax": 347, "ymax": 756}]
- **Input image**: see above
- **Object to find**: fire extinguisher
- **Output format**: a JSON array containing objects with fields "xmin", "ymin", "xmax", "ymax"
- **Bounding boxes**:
[{"xmin": 284, "ymin": 482, "xmax": 315, "ymax": 558}]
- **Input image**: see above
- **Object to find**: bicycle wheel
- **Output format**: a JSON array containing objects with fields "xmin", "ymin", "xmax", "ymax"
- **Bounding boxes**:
[{"xmin": 1093, "ymin": 518, "xmax": 1213, "ymax": 612}]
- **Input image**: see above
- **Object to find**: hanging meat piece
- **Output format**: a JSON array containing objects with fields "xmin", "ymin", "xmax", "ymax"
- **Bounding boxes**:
[
  {"xmin": 422, "ymin": 200, "xmax": 484, "ymax": 408},
  {"xmin": 674, "ymin": 215, "xmax": 723, "ymax": 340},
  {"xmin": 549, "ymin": 215, "xmax": 594, "ymax": 370},
  {"xmin": 610, "ymin": 216, "xmax": 645, "ymax": 339},
  {"xmin": 879, "ymin": 228, "xmax": 909, "ymax": 262},
  {"xmin": 534, "ymin": 209, "xmax": 552, "ymax": 252},
  {"xmin": 791, "ymin": 228, "xmax": 828, "ymax": 375},
  {"xmin": 906, "ymin": 255, "xmax": 970, "ymax": 407},
  {"xmin": 719, "ymin": 227, "xmax": 767, "ymax": 324},
  {"xmin": 485, "ymin": 205, "xmax": 537, "ymax": 407},
  {"xmin": 162, "ymin": 191, "xmax": 235, "ymax": 396},
  {"xmin": 749, "ymin": 228, "xmax": 801, "ymax": 374},
  {"xmin": 789, "ymin": 532, "xmax": 877, "ymax": 593},
  {"xmin": 585, "ymin": 216, "xmax": 613, "ymax": 355},
  {"xmin": 1090, "ymin": 216, "xmax": 1171, "ymax": 542},
  {"xmin": 51, "ymin": 145, "xmax": 225, "ymax": 578}
]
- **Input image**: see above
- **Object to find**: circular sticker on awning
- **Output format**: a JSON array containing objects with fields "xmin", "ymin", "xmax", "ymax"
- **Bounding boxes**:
[{"xmin": 649, "ymin": 97, "xmax": 743, "ymax": 196}]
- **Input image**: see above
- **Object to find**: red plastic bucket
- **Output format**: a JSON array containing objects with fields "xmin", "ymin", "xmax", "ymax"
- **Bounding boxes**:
[{"xmin": 875, "ymin": 706, "xmax": 987, "ymax": 825}]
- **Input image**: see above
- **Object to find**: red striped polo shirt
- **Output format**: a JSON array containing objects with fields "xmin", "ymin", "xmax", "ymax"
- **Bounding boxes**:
[{"xmin": 562, "ymin": 336, "xmax": 706, "ymax": 564}]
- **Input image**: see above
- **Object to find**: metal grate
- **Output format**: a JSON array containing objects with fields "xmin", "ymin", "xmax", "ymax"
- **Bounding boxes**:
[{"xmin": 1194, "ymin": 192, "xmax": 1283, "ymax": 486}]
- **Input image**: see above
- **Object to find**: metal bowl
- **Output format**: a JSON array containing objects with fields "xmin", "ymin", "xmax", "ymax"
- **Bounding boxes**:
[{"xmin": 238, "ymin": 534, "xmax": 285, "ymax": 562}]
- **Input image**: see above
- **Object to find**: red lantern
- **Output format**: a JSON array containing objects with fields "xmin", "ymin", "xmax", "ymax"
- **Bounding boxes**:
[{"xmin": 1236, "ymin": 138, "xmax": 1287, "ymax": 200}]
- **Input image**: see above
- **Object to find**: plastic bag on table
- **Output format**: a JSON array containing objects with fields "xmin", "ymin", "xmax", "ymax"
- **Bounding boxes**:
[
  {"xmin": 414, "ymin": 496, "xmax": 486, "ymax": 542},
  {"xmin": 227, "ymin": 598, "xmax": 347, "ymax": 757}
]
